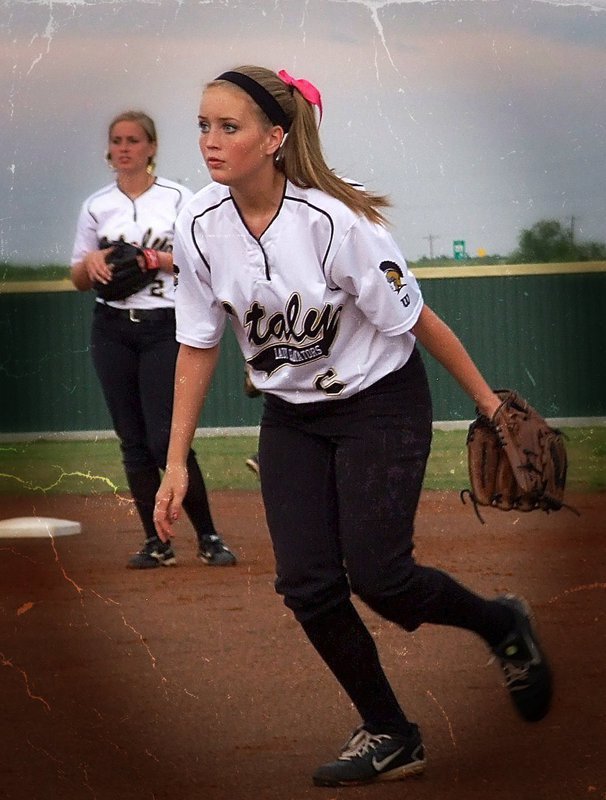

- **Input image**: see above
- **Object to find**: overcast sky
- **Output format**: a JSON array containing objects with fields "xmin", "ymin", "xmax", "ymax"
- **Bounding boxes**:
[{"xmin": 2, "ymin": 0, "xmax": 606, "ymax": 264}]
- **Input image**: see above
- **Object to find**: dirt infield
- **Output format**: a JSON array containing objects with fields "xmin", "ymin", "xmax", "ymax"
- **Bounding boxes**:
[{"xmin": 1, "ymin": 489, "xmax": 604, "ymax": 800}]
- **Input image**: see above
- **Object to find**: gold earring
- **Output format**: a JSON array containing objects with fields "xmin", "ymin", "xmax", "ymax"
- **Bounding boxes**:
[{"xmin": 146, "ymin": 158, "xmax": 156, "ymax": 176}]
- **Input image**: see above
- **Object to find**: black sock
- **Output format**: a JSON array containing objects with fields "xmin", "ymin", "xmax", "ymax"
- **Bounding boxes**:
[
  {"xmin": 301, "ymin": 600, "xmax": 412, "ymax": 735},
  {"xmin": 125, "ymin": 466, "xmax": 162, "ymax": 542},
  {"xmin": 182, "ymin": 451, "xmax": 217, "ymax": 543},
  {"xmin": 366, "ymin": 566, "xmax": 515, "ymax": 648}
]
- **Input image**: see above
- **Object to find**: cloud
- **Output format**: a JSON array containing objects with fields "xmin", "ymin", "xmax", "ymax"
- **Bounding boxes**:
[{"xmin": 2, "ymin": 0, "xmax": 606, "ymax": 262}]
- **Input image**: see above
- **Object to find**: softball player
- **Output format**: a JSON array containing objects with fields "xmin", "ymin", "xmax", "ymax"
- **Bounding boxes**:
[
  {"xmin": 70, "ymin": 110, "xmax": 236, "ymax": 569},
  {"xmin": 154, "ymin": 68, "xmax": 552, "ymax": 786}
]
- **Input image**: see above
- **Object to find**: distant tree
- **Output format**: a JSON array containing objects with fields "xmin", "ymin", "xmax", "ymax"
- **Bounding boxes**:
[
  {"xmin": 511, "ymin": 219, "xmax": 606, "ymax": 263},
  {"xmin": 579, "ymin": 240, "xmax": 606, "ymax": 260},
  {"xmin": 1, "ymin": 263, "xmax": 68, "ymax": 281},
  {"xmin": 410, "ymin": 254, "xmax": 506, "ymax": 268}
]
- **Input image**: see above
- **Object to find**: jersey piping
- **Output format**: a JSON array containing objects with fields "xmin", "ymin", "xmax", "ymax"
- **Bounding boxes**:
[
  {"xmin": 190, "ymin": 195, "xmax": 235, "ymax": 273},
  {"xmin": 189, "ymin": 187, "xmax": 335, "ymax": 283},
  {"xmin": 283, "ymin": 193, "xmax": 334, "ymax": 278},
  {"xmin": 72, "ymin": 177, "xmax": 193, "ymax": 311},
  {"xmin": 174, "ymin": 180, "xmax": 424, "ymax": 403}
]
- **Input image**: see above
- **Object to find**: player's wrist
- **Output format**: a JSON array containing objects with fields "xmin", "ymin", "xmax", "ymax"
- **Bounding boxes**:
[
  {"xmin": 140, "ymin": 248, "xmax": 160, "ymax": 271},
  {"xmin": 165, "ymin": 459, "xmax": 188, "ymax": 472},
  {"xmin": 477, "ymin": 392, "xmax": 501, "ymax": 420}
]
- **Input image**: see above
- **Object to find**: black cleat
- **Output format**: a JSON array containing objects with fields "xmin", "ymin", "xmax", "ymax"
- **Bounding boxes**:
[
  {"xmin": 197, "ymin": 534, "xmax": 237, "ymax": 566},
  {"xmin": 127, "ymin": 537, "xmax": 176, "ymax": 569},
  {"xmin": 312, "ymin": 724, "xmax": 425, "ymax": 787},
  {"xmin": 492, "ymin": 594, "xmax": 553, "ymax": 722}
]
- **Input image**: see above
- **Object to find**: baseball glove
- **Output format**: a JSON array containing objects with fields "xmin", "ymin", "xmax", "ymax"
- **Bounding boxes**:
[
  {"xmin": 243, "ymin": 369, "xmax": 262, "ymax": 398},
  {"xmin": 93, "ymin": 240, "xmax": 159, "ymax": 302},
  {"xmin": 461, "ymin": 388, "xmax": 576, "ymax": 523}
]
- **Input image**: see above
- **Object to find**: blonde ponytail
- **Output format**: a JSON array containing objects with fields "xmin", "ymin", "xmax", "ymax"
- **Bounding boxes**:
[{"xmin": 210, "ymin": 66, "xmax": 391, "ymax": 226}]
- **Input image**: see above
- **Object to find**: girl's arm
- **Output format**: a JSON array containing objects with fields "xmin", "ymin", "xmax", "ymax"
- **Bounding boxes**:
[
  {"xmin": 71, "ymin": 247, "xmax": 174, "ymax": 292},
  {"xmin": 411, "ymin": 304, "xmax": 501, "ymax": 419},
  {"xmin": 70, "ymin": 248, "xmax": 112, "ymax": 291},
  {"xmin": 154, "ymin": 343, "xmax": 221, "ymax": 541},
  {"xmin": 140, "ymin": 248, "xmax": 174, "ymax": 273}
]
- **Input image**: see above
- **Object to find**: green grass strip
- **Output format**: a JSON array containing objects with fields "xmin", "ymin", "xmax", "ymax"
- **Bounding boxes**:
[{"xmin": 0, "ymin": 428, "xmax": 603, "ymax": 496}]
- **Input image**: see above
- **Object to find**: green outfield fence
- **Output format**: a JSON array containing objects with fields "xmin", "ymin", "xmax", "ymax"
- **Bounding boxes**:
[{"xmin": 1, "ymin": 262, "xmax": 604, "ymax": 438}]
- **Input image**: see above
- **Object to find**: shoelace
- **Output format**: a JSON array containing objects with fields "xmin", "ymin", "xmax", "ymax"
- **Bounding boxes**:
[
  {"xmin": 340, "ymin": 729, "xmax": 391, "ymax": 761},
  {"xmin": 137, "ymin": 542, "xmax": 160, "ymax": 555},
  {"xmin": 204, "ymin": 536, "xmax": 226, "ymax": 554},
  {"xmin": 501, "ymin": 661, "xmax": 531, "ymax": 689}
]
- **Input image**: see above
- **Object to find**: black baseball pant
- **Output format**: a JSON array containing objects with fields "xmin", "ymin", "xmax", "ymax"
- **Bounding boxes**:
[
  {"xmin": 258, "ymin": 347, "xmax": 514, "ymax": 733},
  {"xmin": 90, "ymin": 304, "xmax": 216, "ymax": 544},
  {"xmin": 259, "ymin": 346, "xmax": 436, "ymax": 622}
]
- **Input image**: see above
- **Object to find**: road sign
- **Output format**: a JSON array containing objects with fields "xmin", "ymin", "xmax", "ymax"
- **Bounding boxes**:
[{"xmin": 453, "ymin": 240, "xmax": 467, "ymax": 260}]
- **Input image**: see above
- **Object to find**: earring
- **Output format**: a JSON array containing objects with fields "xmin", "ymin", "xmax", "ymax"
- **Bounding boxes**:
[
  {"xmin": 274, "ymin": 131, "xmax": 289, "ymax": 164},
  {"xmin": 146, "ymin": 158, "xmax": 156, "ymax": 176},
  {"xmin": 105, "ymin": 152, "xmax": 115, "ymax": 171}
]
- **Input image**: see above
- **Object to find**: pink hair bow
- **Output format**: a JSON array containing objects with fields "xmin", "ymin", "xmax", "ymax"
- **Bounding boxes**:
[{"xmin": 278, "ymin": 69, "xmax": 323, "ymax": 122}]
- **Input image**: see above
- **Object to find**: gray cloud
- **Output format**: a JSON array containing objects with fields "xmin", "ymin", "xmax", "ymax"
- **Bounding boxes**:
[{"xmin": 2, "ymin": 0, "xmax": 605, "ymax": 263}]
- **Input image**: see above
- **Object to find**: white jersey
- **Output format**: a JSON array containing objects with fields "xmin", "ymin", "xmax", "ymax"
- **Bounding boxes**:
[
  {"xmin": 173, "ymin": 180, "xmax": 424, "ymax": 403},
  {"xmin": 71, "ymin": 177, "xmax": 193, "ymax": 310}
]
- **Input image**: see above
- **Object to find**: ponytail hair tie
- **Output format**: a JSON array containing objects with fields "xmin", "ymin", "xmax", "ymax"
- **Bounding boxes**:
[{"xmin": 277, "ymin": 70, "xmax": 323, "ymax": 123}]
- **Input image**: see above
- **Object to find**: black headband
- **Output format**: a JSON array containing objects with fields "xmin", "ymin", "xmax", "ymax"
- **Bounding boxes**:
[{"xmin": 215, "ymin": 71, "xmax": 291, "ymax": 132}]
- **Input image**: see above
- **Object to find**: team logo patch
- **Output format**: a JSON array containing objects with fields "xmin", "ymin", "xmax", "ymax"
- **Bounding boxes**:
[
  {"xmin": 379, "ymin": 260, "xmax": 405, "ymax": 291},
  {"xmin": 379, "ymin": 260, "xmax": 411, "ymax": 308}
]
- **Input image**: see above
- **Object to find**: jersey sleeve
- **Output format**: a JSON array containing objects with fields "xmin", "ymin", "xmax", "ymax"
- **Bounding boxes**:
[
  {"xmin": 173, "ymin": 209, "xmax": 227, "ymax": 349},
  {"xmin": 175, "ymin": 186, "xmax": 195, "ymax": 216},
  {"xmin": 70, "ymin": 199, "xmax": 101, "ymax": 266},
  {"xmin": 328, "ymin": 217, "xmax": 424, "ymax": 336}
]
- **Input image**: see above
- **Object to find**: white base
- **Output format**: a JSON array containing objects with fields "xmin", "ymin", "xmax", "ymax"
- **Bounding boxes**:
[{"xmin": 0, "ymin": 517, "xmax": 82, "ymax": 539}]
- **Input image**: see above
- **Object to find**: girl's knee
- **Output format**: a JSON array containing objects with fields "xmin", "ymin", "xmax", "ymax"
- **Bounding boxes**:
[
  {"xmin": 358, "ymin": 590, "xmax": 422, "ymax": 632},
  {"xmin": 120, "ymin": 441, "xmax": 157, "ymax": 472},
  {"xmin": 147, "ymin": 437, "xmax": 169, "ymax": 470},
  {"xmin": 277, "ymin": 574, "xmax": 350, "ymax": 623}
]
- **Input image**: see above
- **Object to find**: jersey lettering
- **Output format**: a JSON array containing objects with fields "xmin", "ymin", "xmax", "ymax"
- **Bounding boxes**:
[
  {"xmin": 140, "ymin": 228, "xmax": 172, "ymax": 252},
  {"xmin": 245, "ymin": 293, "xmax": 342, "ymax": 346},
  {"xmin": 314, "ymin": 368, "xmax": 346, "ymax": 396},
  {"xmin": 150, "ymin": 278, "xmax": 164, "ymax": 298},
  {"xmin": 245, "ymin": 293, "xmax": 343, "ymax": 376}
]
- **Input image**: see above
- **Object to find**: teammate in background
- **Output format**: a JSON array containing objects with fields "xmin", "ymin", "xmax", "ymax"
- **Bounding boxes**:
[
  {"xmin": 243, "ymin": 368, "xmax": 261, "ymax": 477},
  {"xmin": 154, "ymin": 68, "xmax": 552, "ymax": 786},
  {"xmin": 245, "ymin": 454, "xmax": 260, "ymax": 476},
  {"xmin": 70, "ymin": 110, "xmax": 236, "ymax": 569}
]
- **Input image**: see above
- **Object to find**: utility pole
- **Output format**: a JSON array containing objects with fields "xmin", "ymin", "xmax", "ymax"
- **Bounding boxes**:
[{"xmin": 423, "ymin": 233, "xmax": 440, "ymax": 260}]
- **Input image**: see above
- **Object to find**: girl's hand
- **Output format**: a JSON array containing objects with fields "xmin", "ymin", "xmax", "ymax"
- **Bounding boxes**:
[
  {"xmin": 83, "ymin": 247, "xmax": 113, "ymax": 284},
  {"xmin": 154, "ymin": 464, "xmax": 189, "ymax": 542}
]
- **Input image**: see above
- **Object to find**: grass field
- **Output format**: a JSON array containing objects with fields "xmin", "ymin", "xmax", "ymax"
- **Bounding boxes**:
[
  {"xmin": 0, "ymin": 255, "xmax": 512, "ymax": 283},
  {"xmin": 1, "ymin": 264, "xmax": 70, "ymax": 281},
  {"xmin": 0, "ymin": 427, "xmax": 604, "ymax": 495}
]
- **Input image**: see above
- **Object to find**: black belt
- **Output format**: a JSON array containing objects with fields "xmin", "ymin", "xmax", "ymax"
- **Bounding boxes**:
[{"xmin": 95, "ymin": 303, "xmax": 175, "ymax": 323}]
